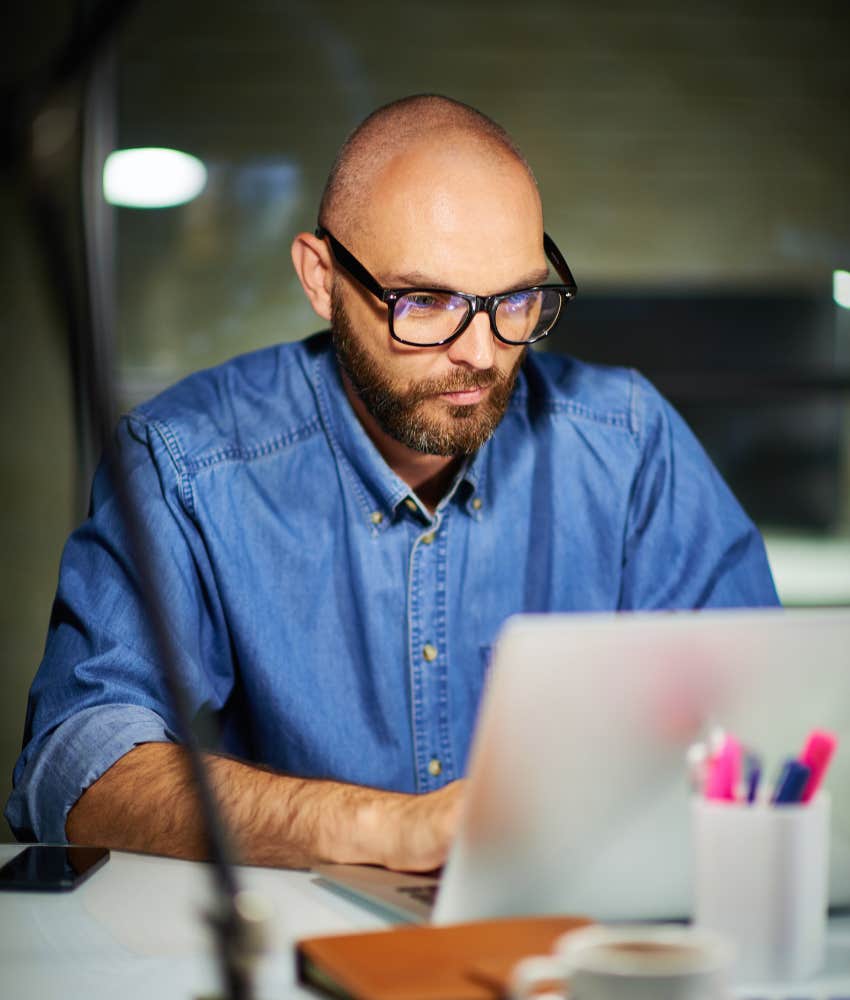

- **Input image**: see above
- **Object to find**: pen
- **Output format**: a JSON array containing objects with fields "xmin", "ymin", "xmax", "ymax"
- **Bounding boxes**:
[
  {"xmin": 798, "ymin": 729, "xmax": 837, "ymax": 804},
  {"xmin": 744, "ymin": 751, "xmax": 762, "ymax": 804},
  {"xmin": 771, "ymin": 759, "xmax": 810, "ymax": 805},
  {"xmin": 704, "ymin": 735, "xmax": 741, "ymax": 801}
]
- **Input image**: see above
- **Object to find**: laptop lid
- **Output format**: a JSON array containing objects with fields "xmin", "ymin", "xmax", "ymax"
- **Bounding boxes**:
[{"xmin": 433, "ymin": 607, "xmax": 850, "ymax": 924}]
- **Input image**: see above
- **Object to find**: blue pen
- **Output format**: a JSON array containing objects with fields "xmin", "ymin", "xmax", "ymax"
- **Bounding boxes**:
[
  {"xmin": 771, "ymin": 759, "xmax": 811, "ymax": 805},
  {"xmin": 744, "ymin": 752, "xmax": 762, "ymax": 804}
]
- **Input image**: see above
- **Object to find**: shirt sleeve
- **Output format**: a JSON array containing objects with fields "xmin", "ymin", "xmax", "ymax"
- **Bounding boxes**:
[
  {"xmin": 619, "ymin": 372, "xmax": 780, "ymax": 610},
  {"xmin": 5, "ymin": 704, "xmax": 176, "ymax": 843},
  {"xmin": 4, "ymin": 415, "xmax": 234, "ymax": 842}
]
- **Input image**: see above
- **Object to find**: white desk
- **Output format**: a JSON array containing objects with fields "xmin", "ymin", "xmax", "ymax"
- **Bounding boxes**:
[{"xmin": 1, "ymin": 844, "xmax": 848, "ymax": 1000}]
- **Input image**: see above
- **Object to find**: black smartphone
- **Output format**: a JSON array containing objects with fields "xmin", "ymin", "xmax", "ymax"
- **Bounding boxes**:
[{"xmin": 0, "ymin": 845, "xmax": 109, "ymax": 892}]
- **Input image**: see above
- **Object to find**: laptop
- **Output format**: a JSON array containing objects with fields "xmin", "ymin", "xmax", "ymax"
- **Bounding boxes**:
[{"xmin": 314, "ymin": 607, "xmax": 850, "ymax": 924}]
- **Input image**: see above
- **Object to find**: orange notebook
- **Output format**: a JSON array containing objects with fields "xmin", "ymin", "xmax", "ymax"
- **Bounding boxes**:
[{"xmin": 296, "ymin": 914, "xmax": 591, "ymax": 1000}]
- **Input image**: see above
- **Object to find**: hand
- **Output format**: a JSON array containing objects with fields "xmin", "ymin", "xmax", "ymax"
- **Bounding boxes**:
[{"xmin": 374, "ymin": 779, "xmax": 467, "ymax": 873}]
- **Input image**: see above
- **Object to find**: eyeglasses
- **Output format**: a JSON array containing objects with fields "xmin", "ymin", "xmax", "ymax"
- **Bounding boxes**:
[{"xmin": 315, "ymin": 224, "xmax": 577, "ymax": 348}]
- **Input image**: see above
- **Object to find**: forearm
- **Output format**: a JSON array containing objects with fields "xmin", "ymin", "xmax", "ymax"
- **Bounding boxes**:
[{"xmin": 65, "ymin": 742, "xmax": 459, "ymax": 870}]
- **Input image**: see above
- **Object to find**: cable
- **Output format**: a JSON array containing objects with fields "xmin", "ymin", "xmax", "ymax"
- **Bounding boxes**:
[{"xmin": 8, "ymin": 4, "xmax": 264, "ymax": 997}]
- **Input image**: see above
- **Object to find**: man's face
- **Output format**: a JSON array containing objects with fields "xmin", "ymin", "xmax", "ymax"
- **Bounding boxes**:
[
  {"xmin": 329, "ymin": 141, "xmax": 547, "ymax": 457},
  {"xmin": 331, "ymin": 284, "xmax": 526, "ymax": 456}
]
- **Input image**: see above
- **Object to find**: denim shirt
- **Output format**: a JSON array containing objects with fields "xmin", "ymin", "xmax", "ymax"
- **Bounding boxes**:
[{"xmin": 6, "ymin": 332, "xmax": 779, "ymax": 841}]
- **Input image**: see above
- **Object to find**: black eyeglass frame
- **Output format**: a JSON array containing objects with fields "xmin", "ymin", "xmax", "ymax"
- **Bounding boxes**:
[{"xmin": 315, "ymin": 224, "xmax": 578, "ymax": 347}]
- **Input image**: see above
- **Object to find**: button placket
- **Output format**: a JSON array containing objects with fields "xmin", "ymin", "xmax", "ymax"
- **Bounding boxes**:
[
  {"xmin": 432, "ymin": 520, "xmax": 455, "ymax": 787},
  {"xmin": 407, "ymin": 535, "xmax": 427, "ymax": 791},
  {"xmin": 407, "ymin": 514, "xmax": 454, "ymax": 791}
]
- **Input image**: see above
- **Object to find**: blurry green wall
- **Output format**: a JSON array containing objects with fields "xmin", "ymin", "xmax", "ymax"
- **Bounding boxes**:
[{"xmin": 0, "ymin": 183, "xmax": 75, "ymax": 838}]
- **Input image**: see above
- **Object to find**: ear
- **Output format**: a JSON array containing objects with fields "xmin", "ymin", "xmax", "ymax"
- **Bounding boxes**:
[{"xmin": 291, "ymin": 232, "xmax": 333, "ymax": 321}]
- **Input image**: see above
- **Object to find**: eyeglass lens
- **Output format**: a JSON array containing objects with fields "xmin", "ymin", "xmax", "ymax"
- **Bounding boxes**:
[{"xmin": 392, "ymin": 288, "xmax": 563, "ymax": 345}]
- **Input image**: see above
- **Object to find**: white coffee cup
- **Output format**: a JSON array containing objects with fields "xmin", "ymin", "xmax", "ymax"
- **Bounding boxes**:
[{"xmin": 509, "ymin": 924, "xmax": 733, "ymax": 1000}]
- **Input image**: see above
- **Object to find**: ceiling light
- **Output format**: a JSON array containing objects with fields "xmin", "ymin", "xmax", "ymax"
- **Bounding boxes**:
[
  {"xmin": 103, "ymin": 147, "xmax": 207, "ymax": 209},
  {"xmin": 833, "ymin": 270, "xmax": 850, "ymax": 310}
]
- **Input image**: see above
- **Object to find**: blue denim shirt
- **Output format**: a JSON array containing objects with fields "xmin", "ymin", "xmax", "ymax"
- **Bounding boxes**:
[{"xmin": 6, "ymin": 332, "xmax": 779, "ymax": 841}]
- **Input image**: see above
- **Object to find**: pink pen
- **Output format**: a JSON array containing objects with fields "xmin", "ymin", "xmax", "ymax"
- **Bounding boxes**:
[
  {"xmin": 704, "ymin": 735, "xmax": 742, "ymax": 801},
  {"xmin": 799, "ymin": 729, "xmax": 837, "ymax": 803}
]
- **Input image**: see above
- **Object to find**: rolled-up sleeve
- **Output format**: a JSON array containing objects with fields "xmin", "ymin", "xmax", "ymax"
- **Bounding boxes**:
[
  {"xmin": 5, "ymin": 415, "xmax": 234, "ymax": 842},
  {"xmin": 5, "ymin": 704, "xmax": 175, "ymax": 842}
]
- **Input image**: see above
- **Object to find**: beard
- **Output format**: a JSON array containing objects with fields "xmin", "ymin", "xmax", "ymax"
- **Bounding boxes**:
[{"xmin": 330, "ymin": 286, "xmax": 525, "ymax": 457}]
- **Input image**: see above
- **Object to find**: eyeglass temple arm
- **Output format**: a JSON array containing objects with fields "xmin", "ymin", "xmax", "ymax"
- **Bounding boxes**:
[
  {"xmin": 543, "ymin": 233, "xmax": 577, "ymax": 293},
  {"xmin": 317, "ymin": 224, "xmax": 576, "ymax": 300},
  {"xmin": 315, "ymin": 225, "xmax": 387, "ymax": 300}
]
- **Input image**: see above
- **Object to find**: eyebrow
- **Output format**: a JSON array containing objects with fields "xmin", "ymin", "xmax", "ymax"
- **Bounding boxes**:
[{"xmin": 384, "ymin": 266, "xmax": 551, "ymax": 293}]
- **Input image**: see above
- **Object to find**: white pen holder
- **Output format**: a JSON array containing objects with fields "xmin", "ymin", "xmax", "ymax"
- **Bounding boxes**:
[{"xmin": 691, "ymin": 792, "xmax": 830, "ymax": 984}]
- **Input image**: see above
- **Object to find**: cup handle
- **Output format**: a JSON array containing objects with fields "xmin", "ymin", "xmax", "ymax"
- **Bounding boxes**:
[{"xmin": 508, "ymin": 954, "xmax": 570, "ymax": 999}]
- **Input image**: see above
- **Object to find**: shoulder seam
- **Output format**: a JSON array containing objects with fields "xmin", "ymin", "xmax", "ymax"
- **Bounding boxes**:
[
  {"xmin": 544, "ymin": 397, "xmax": 633, "ymax": 431},
  {"xmin": 148, "ymin": 418, "xmax": 197, "ymax": 518},
  {"xmin": 514, "ymin": 387, "xmax": 635, "ymax": 434},
  {"xmin": 183, "ymin": 416, "xmax": 324, "ymax": 473},
  {"xmin": 627, "ymin": 368, "xmax": 642, "ymax": 443},
  {"xmin": 520, "ymin": 355, "xmax": 639, "ymax": 437}
]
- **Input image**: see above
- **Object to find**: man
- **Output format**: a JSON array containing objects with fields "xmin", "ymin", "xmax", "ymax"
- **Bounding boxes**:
[{"xmin": 6, "ymin": 95, "xmax": 778, "ymax": 870}]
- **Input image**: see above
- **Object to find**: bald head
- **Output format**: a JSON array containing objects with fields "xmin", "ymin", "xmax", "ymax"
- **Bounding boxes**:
[
  {"xmin": 292, "ymin": 96, "xmax": 547, "ymax": 463},
  {"xmin": 319, "ymin": 94, "xmax": 537, "ymax": 242}
]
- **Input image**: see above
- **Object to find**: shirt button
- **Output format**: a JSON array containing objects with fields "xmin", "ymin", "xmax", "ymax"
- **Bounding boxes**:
[
  {"xmin": 422, "ymin": 643, "xmax": 438, "ymax": 662},
  {"xmin": 428, "ymin": 758, "xmax": 442, "ymax": 777},
  {"xmin": 471, "ymin": 497, "xmax": 483, "ymax": 511},
  {"xmin": 404, "ymin": 497, "xmax": 418, "ymax": 513},
  {"xmin": 421, "ymin": 532, "xmax": 435, "ymax": 545},
  {"xmin": 370, "ymin": 511, "xmax": 384, "ymax": 525}
]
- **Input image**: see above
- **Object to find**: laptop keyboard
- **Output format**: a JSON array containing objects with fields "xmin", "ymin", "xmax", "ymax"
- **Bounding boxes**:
[{"xmin": 396, "ymin": 884, "xmax": 439, "ymax": 906}]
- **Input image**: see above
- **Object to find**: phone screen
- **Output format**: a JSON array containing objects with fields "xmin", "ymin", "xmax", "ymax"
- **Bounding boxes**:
[{"xmin": 0, "ymin": 845, "xmax": 109, "ymax": 892}]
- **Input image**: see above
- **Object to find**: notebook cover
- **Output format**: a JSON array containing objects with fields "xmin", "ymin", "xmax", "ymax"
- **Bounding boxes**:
[{"xmin": 296, "ymin": 914, "xmax": 591, "ymax": 1000}]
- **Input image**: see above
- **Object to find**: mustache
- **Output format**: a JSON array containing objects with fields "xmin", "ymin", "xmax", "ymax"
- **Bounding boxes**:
[{"xmin": 409, "ymin": 367, "xmax": 505, "ymax": 401}]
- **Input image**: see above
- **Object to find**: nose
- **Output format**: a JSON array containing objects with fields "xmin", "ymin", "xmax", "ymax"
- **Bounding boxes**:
[{"xmin": 445, "ymin": 310, "xmax": 496, "ymax": 370}]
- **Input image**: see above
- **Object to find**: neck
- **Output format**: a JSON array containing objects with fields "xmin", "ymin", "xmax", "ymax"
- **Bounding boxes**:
[{"xmin": 340, "ymin": 372, "xmax": 461, "ymax": 513}]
